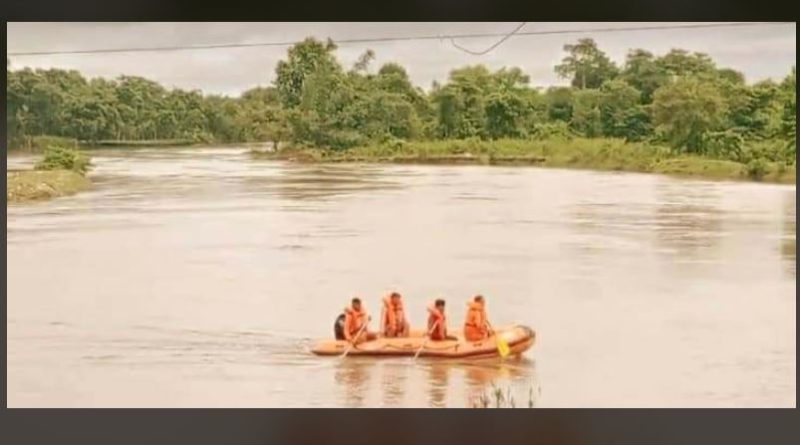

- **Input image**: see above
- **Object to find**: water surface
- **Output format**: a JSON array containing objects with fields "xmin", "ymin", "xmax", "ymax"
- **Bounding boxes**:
[{"xmin": 6, "ymin": 147, "xmax": 796, "ymax": 407}]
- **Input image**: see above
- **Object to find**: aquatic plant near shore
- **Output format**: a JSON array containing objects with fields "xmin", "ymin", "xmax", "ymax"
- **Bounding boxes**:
[{"xmin": 470, "ymin": 381, "xmax": 538, "ymax": 408}]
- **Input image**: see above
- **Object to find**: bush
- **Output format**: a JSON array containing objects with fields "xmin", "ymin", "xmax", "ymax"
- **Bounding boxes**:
[
  {"xmin": 187, "ymin": 131, "xmax": 214, "ymax": 144},
  {"xmin": 740, "ymin": 141, "xmax": 794, "ymax": 165},
  {"xmin": 702, "ymin": 130, "xmax": 744, "ymax": 161},
  {"xmin": 35, "ymin": 146, "xmax": 92, "ymax": 175},
  {"xmin": 13, "ymin": 135, "xmax": 79, "ymax": 152},
  {"xmin": 529, "ymin": 121, "xmax": 573, "ymax": 140},
  {"xmin": 745, "ymin": 157, "xmax": 768, "ymax": 180},
  {"xmin": 784, "ymin": 140, "xmax": 797, "ymax": 166}
]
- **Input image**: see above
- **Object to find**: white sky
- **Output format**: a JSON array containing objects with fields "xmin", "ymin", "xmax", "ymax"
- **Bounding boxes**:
[{"xmin": 7, "ymin": 22, "xmax": 797, "ymax": 97}]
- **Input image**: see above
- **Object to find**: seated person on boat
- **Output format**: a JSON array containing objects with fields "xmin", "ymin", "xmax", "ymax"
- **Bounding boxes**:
[
  {"xmin": 343, "ymin": 298, "xmax": 377, "ymax": 344},
  {"xmin": 464, "ymin": 295, "xmax": 492, "ymax": 342},
  {"xmin": 381, "ymin": 292, "xmax": 409, "ymax": 338},
  {"xmin": 427, "ymin": 299, "xmax": 458, "ymax": 341}
]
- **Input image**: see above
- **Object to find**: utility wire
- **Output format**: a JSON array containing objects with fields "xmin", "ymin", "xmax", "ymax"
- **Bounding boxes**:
[
  {"xmin": 451, "ymin": 22, "xmax": 528, "ymax": 55},
  {"xmin": 7, "ymin": 22, "xmax": 792, "ymax": 57}
]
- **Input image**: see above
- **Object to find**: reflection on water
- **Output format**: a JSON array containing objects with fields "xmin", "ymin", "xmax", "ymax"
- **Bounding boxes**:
[
  {"xmin": 461, "ymin": 358, "xmax": 540, "ymax": 408},
  {"xmin": 380, "ymin": 361, "xmax": 408, "ymax": 407},
  {"xmin": 6, "ymin": 147, "xmax": 796, "ymax": 408},
  {"xmin": 426, "ymin": 360, "xmax": 450, "ymax": 407},
  {"xmin": 334, "ymin": 358, "xmax": 372, "ymax": 408},
  {"xmin": 329, "ymin": 357, "xmax": 539, "ymax": 408},
  {"xmin": 654, "ymin": 182, "xmax": 723, "ymax": 260}
]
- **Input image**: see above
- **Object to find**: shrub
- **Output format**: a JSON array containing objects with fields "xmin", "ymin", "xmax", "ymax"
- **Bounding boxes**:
[
  {"xmin": 740, "ymin": 141, "xmax": 794, "ymax": 165},
  {"xmin": 745, "ymin": 157, "xmax": 768, "ymax": 180},
  {"xmin": 702, "ymin": 130, "xmax": 744, "ymax": 161},
  {"xmin": 15, "ymin": 135, "xmax": 79, "ymax": 152},
  {"xmin": 35, "ymin": 146, "xmax": 92, "ymax": 175},
  {"xmin": 529, "ymin": 121, "xmax": 573, "ymax": 140},
  {"xmin": 187, "ymin": 131, "xmax": 214, "ymax": 144}
]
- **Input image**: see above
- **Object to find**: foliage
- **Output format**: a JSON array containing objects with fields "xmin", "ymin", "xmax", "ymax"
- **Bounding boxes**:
[
  {"xmin": 7, "ymin": 170, "xmax": 91, "ymax": 203},
  {"xmin": 701, "ymin": 130, "xmax": 744, "ymax": 161},
  {"xmin": 555, "ymin": 38, "xmax": 619, "ymax": 89},
  {"xmin": 274, "ymin": 38, "xmax": 340, "ymax": 108},
  {"xmin": 652, "ymin": 77, "xmax": 727, "ymax": 153},
  {"xmin": 34, "ymin": 145, "xmax": 92, "ymax": 175},
  {"xmin": 621, "ymin": 49, "xmax": 670, "ymax": 104},
  {"xmin": 745, "ymin": 157, "xmax": 769, "ymax": 180},
  {"xmin": 6, "ymin": 37, "xmax": 796, "ymax": 172},
  {"xmin": 598, "ymin": 80, "xmax": 651, "ymax": 141}
]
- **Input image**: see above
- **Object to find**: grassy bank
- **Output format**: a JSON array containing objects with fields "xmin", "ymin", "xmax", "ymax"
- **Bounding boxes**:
[
  {"xmin": 7, "ymin": 135, "xmax": 274, "ymax": 153},
  {"xmin": 85, "ymin": 139, "xmax": 198, "ymax": 148},
  {"xmin": 7, "ymin": 135, "xmax": 204, "ymax": 152},
  {"xmin": 7, "ymin": 170, "xmax": 92, "ymax": 204},
  {"xmin": 253, "ymin": 138, "xmax": 796, "ymax": 184}
]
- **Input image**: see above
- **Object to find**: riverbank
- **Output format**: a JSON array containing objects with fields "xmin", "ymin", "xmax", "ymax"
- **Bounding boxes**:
[
  {"xmin": 7, "ymin": 135, "xmax": 274, "ymax": 152},
  {"xmin": 252, "ymin": 138, "xmax": 796, "ymax": 185},
  {"xmin": 7, "ymin": 170, "xmax": 92, "ymax": 204}
]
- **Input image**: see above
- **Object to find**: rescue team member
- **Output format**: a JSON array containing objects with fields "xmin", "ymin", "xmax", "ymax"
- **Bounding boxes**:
[
  {"xmin": 464, "ymin": 295, "xmax": 492, "ymax": 342},
  {"xmin": 381, "ymin": 292, "xmax": 410, "ymax": 338},
  {"xmin": 344, "ymin": 298, "xmax": 377, "ymax": 345},
  {"xmin": 427, "ymin": 299, "xmax": 458, "ymax": 341}
]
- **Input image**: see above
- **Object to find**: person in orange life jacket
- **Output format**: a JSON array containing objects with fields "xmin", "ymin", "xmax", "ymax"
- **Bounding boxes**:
[
  {"xmin": 344, "ymin": 297, "xmax": 377, "ymax": 345},
  {"xmin": 427, "ymin": 299, "xmax": 458, "ymax": 341},
  {"xmin": 381, "ymin": 292, "xmax": 409, "ymax": 338},
  {"xmin": 464, "ymin": 295, "xmax": 492, "ymax": 342}
]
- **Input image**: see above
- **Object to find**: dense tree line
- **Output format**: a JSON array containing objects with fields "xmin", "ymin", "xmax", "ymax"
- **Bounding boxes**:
[{"xmin": 7, "ymin": 38, "xmax": 797, "ymax": 163}]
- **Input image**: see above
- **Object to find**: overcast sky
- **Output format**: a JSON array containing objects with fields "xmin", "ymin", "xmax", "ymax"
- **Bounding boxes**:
[{"xmin": 7, "ymin": 22, "xmax": 797, "ymax": 97}]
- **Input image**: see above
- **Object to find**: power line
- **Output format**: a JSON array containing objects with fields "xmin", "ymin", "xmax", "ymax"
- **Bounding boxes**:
[
  {"xmin": 7, "ymin": 22, "xmax": 793, "ymax": 57},
  {"xmin": 451, "ymin": 22, "xmax": 528, "ymax": 55}
]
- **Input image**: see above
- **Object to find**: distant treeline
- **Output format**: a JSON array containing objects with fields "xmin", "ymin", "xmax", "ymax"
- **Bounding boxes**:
[{"xmin": 6, "ymin": 37, "xmax": 796, "ymax": 164}]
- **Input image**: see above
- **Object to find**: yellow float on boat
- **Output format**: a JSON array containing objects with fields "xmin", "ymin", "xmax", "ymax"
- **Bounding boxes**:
[{"xmin": 311, "ymin": 325, "xmax": 535, "ymax": 359}]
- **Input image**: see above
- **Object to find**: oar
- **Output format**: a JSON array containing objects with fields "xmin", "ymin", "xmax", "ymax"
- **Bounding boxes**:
[
  {"xmin": 413, "ymin": 319, "xmax": 440, "ymax": 361},
  {"xmin": 486, "ymin": 320, "xmax": 511, "ymax": 358},
  {"xmin": 340, "ymin": 316, "xmax": 371, "ymax": 359}
]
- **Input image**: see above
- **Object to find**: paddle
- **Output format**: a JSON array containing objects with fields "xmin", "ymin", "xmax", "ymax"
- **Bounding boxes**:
[
  {"xmin": 486, "ymin": 320, "xmax": 511, "ymax": 358},
  {"xmin": 340, "ymin": 315, "xmax": 371, "ymax": 359},
  {"xmin": 413, "ymin": 319, "xmax": 440, "ymax": 361}
]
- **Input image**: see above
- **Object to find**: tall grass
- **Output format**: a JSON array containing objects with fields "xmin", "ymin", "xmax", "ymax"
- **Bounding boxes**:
[{"xmin": 470, "ymin": 381, "xmax": 538, "ymax": 408}]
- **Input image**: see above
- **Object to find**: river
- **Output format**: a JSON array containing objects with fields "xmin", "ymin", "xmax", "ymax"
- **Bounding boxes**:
[{"xmin": 6, "ymin": 147, "xmax": 796, "ymax": 407}]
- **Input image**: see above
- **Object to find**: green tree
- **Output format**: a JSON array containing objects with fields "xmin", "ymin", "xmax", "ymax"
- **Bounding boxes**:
[
  {"xmin": 274, "ymin": 38, "xmax": 340, "ymax": 108},
  {"xmin": 655, "ymin": 49, "xmax": 717, "ymax": 78},
  {"xmin": 598, "ymin": 80, "xmax": 651, "ymax": 140},
  {"xmin": 621, "ymin": 49, "xmax": 669, "ymax": 103},
  {"xmin": 570, "ymin": 89, "xmax": 603, "ymax": 137},
  {"xmin": 555, "ymin": 38, "xmax": 619, "ymax": 89},
  {"xmin": 485, "ymin": 91, "xmax": 527, "ymax": 139},
  {"xmin": 726, "ymin": 80, "xmax": 784, "ymax": 140},
  {"xmin": 431, "ymin": 66, "xmax": 492, "ymax": 138},
  {"xmin": 545, "ymin": 87, "xmax": 574, "ymax": 122},
  {"xmin": 652, "ymin": 76, "xmax": 727, "ymax": 153},
  {"xmin": 351, "ymin": 49, "xmax": 375, "ymax": 73}
]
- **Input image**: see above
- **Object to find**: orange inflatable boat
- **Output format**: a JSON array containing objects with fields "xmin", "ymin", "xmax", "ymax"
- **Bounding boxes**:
[{"xmin": 311, "ymin": 325, "xmax": 535, "ymax": 359}]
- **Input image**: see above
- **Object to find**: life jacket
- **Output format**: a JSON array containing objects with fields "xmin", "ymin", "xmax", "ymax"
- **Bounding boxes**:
[
  {"xmin": 344, "ymin": 306, "xmax": 368, "ymax": 339},
  {"xmin": 464, "ymin": 300, "xmax": 489, "ymax": 342},
  {"xmin": 427, "ymin": 304, "xmax": 447, "ymax": 340},
  {"xmin": 382, "ymin": 296, "xmax": 405, "ymax": 333}
]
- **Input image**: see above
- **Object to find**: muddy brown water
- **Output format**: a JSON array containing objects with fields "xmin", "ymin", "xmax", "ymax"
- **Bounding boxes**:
[{"xmin": 6, "ymin": 147, "xmax": 796, "ymax": 407}]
